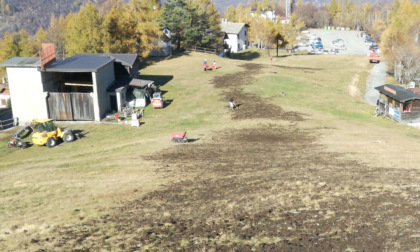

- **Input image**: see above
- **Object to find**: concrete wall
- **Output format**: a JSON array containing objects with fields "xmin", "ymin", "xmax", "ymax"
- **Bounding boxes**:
[
  {"xmin": 92, "ymin": 62, "xmax": 115, "ymax": 121},
  {"xmin": 6, "ymin": 67, "xmax": 48, "ymax": 124}
]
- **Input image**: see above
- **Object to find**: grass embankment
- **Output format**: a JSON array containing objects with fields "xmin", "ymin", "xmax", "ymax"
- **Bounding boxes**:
[{"xmin": 0, "ymin": 48, "xmax": 418, "ymax": 250}]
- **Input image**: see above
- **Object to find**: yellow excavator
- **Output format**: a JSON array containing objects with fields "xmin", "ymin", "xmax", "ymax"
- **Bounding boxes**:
[{"xmin": 9, "ymin": 119, "xmax": 76, "ymax": 148}]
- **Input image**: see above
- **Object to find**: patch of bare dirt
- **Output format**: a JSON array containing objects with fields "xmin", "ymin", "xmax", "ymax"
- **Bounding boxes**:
[
  {"xmin": 36, "ymin": 62, "xmax": 420, "ymax": 251},
  {"xmin": 212, "ymin": 63, "xmax": 303, "ymax": 122},
  {"xmin": 42, "ymin": 125, "xmax": 420, "ymax": 251}
]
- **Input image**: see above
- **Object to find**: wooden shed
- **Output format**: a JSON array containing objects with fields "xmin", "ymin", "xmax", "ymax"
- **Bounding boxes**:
[{"xmin": 375, "ymin": 84, "xmax": 420, "ymax": 123}]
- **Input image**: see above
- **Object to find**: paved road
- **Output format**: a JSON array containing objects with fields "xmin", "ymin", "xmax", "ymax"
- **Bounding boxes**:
[
  {"xmin": 365, "ymin": 62, "xmax": 386, "ymax": 106},
  {"xmin": 300, "ymin": 29, "xmax": 370, "ymax": 55},
  {"xmin": 309, "ymin": 29, "xmax": 370, "ymax": 55}
]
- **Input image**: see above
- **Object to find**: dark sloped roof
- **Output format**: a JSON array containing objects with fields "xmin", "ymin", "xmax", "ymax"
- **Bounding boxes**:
[
  {"xmin": 375, "ymin": 84, "xmax": 420, "ymax": 103},
  {"xmin": 108, "ymin": 54, "xmax": 138, "ymax": 67},
  {"xmin": 107, "ymin": 76, "xmax": 153, "ymax": 92},
  {"xmin": 1, "ymin": 53, "xmax": 138, "ymax": 72},
  {"xmin": 75, "ymin": 53, "xmax": 138, "ymax": 67},
  {"xmin": 0, "ymin": 57, "xmax": 41, "ymax": 68},
  {"xmin": 44, "ymin": 54, "xmax": 114, "ymax": 72}
]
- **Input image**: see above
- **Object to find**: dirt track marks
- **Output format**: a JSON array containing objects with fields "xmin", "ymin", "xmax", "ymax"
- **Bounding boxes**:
[
  {"xmin": 212, "ymin": 63, "xmax": 303, "ymax": 122},
  {"xmin": 44, "ymin": 125, "xmax": 420, "ymax": 251}
]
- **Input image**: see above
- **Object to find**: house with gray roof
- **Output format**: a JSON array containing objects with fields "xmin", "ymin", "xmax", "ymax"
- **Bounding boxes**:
[
  {"xmin": 0, "ymin": 52, "xmax": 141, "ymax": 123},
  {"xmin": 220, "ymin": 20, "xmax": 249, "ymax": 53}
]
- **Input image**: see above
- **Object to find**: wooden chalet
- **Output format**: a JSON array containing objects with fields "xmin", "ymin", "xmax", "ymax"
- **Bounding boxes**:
[{"xmin": 375, "ymin": 84, "xmax": 420, "ymax": 123}]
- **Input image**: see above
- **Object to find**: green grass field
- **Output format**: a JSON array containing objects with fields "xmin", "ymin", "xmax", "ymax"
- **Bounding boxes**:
[{"xmin": 0, "ymin": 48, "xmax": 419, "ymax": 250}]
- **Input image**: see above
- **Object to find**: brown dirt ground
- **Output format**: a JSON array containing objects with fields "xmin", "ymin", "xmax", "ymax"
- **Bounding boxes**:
[{"xmin": 34, "ymin": 64, "xmax": 420, "ymax": 251}]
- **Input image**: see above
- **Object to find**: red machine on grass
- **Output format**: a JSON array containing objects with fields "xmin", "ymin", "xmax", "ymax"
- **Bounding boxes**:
[
  {"xmin": 369, "ymin": 52, "xmax": 379, "ymax": 63},
  {"xmin": 171, "ymin": 132, "xmax": 188, "ymax": 143},
  {"xmin": 152, "ymin": 92, "xmax": 164, "ymax": 109}
]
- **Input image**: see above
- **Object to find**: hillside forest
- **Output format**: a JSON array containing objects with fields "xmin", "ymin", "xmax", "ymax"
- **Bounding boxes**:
[{"xmin": 0, "ymin": 0, "xmax": 418, "ymax": 85}]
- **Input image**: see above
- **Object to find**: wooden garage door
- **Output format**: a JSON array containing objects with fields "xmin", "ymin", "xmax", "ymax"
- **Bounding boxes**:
[
  {"xmin": 71, "ymin": 93, "xmax": 94, "ymax": 120},
  {"xmin": 47, "ymin": 92, "xmax": 72, "ymax": 120},
  {"xmin": 47, "ymin": 92, "xmax": 94, "ymax": 121}
]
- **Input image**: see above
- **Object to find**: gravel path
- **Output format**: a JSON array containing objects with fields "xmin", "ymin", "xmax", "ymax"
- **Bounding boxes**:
[{"xmin": 365, "ymin": 62, "xmax": 386, "ymax": 105}]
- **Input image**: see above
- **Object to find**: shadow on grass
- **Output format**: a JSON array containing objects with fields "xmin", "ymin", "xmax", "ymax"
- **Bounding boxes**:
[
  {"xmin": 141, "ymin": 50, "xmax": 191, "ymax": 69},
  {"xmin": 138, "ymin": 75, "xmax": 173, "ymax": 87},
  {"xmin": 229, "ymin": 51, "xmax": 261, "ymax": 61},
  {"xmin": 272, "ymin": 64, "xmax": 323, "ymax": 71}
]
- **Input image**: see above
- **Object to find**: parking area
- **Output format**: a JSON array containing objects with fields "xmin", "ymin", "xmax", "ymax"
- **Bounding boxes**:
[{"xmin": 298, "ymin": 29, "xmax": 371, "ymax": 56}]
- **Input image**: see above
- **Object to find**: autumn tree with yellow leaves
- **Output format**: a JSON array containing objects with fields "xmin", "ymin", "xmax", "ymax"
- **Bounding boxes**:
[{"xmin": 380, "ymin": 0, "xmax": 420, "ymax": 85}]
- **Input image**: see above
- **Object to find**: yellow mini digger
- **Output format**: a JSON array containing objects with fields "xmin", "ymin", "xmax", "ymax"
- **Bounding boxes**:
[{"xmin": 9, "ymin": 119, "xmax": 75, "ymax": 148}]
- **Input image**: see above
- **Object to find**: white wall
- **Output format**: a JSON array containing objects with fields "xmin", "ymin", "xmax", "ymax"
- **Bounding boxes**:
[
  {"xmin": 92, "ymin": 62, "xmax": 115, "ymax": 121},
  {"xmin": 238, "ymin": 26, "xmax": 248, "ymax": 51},
  {"xmin": 225, "ymin": 26, "xmax": 248, "ymax": 53},
  {"xmin": 6, "ymin": 67, "xmax": 48, "ymax": 124},
  {"xmin": 226, "ymin": 33, "xmax": 239, "ymax": 53}
]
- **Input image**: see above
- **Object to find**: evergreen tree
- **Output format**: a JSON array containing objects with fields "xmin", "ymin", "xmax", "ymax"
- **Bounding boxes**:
[
  {"xmin": 129, "ymin": 0, "xmax": 162, "ymax": 57},
  {"xmin": 187, "ymin": 0, "xmax": 222, "ymax": 48},
  {"xmin": 329, "ymin": 0, "xmax": 338, "ymax": 17},
  {"xmin": 159, "ymin": 0, "xmax": 188, "ymax": 50},
  {"xmin": 65, "ymin": 2, "xmax": 104, "ymax": 55},
  {"xmin": 47, "ymin": 14, "xmax": 66, "ymax": 54},
  {"xmin": 18, "ymin": 30, "xmax": 35, "ymax": 56},
  {"xmin": 160, "ymin": 0, "xmax": 220, "ymax": 50},
  {"xmin": 0, "ymin": 32, "xmax": 21, "ymax": 76},
  {"xmin": 102, "ymin": 2, "xmax": 137, "ymax": 54},
  {"xmin": 34, "ymin": 28, "xmax": 49, "ymax": 52}
]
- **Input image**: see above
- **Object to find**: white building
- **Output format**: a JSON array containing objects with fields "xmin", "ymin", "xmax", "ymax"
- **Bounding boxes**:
[
  {"xmin": 220, "ymin": 21, "xmax": 249, "ymax": 53},
  {"xmin": 0, "ymin": 53, "xmax": 141, "ymax": 124},
  {"xmin": 251, "ymin": 9, "xmax": 277, "ymax": 22},
  {"xmin": 149, "ymin": 27, "xmax": 172, "ymax": 57}
]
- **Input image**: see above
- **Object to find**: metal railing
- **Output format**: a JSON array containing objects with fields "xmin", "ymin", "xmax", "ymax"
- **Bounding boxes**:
[
  {"xmin": 0, "ymin": 117, "xmax": 18, "ymax": 130},
  {"xmin": 188, "ymin": 46, "xmax": 217, "ymax": 55}
]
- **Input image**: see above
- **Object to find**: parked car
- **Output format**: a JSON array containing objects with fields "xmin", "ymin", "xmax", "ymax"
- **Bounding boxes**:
[
  {"xmin": 335, "ymin": 44, "xmax": 346, "ymax": 50},
  {"xmin": 330, "ymin": 49, "xmax": 339, "ymax": 54},
  {"xmin": 369, "ymin": 45, "xmax": 379, "ymax": 51},
  {"xmin": 332, "ymin": 39, "xmax": 343, "ymax": 45},
  {"xmin": 323, "ymin": 49, "xmax": 329, "ymax": 54},
  {"xmin": 308, "ymin": 49, "xmax": 316, "ymax": 54},
  {"xmin": 311, "ymin": 41, "xmax": 322, "ymax": 47},
  {"xmin": 365, "ymin": 39, "xmax": 374, "ymax": 45}
]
